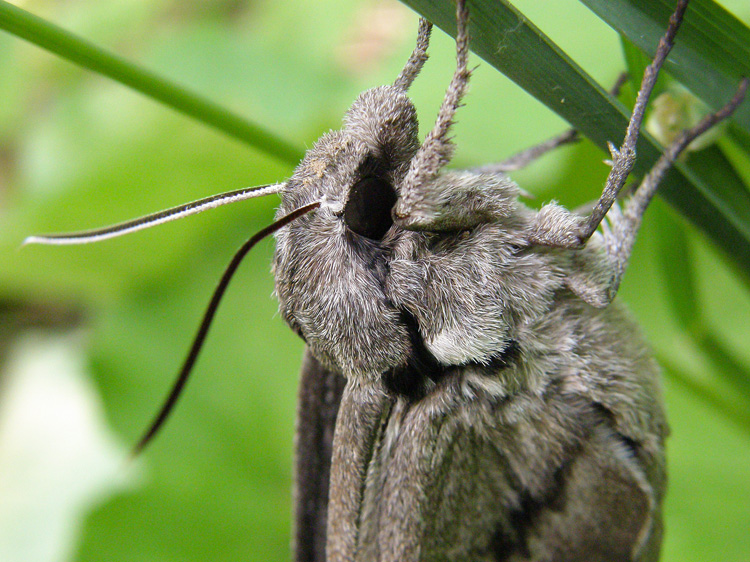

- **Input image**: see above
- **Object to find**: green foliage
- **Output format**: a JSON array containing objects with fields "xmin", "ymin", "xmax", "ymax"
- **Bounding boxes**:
[
  {"xmin": 0, "ymin": 0, "xmax": 302, "ymax": 165},
  {"xmin": 0, "ymin": 1, "xmax": 749, "ymax": 561}
]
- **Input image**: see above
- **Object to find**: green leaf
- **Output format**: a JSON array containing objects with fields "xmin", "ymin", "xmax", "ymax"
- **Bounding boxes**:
[
  {"xmin": 399, "ymin": 0, "xmax": 750, "ymax": 277},
  {"xmin": 654, "ymin": 198, "xmax": 750, "ymax": 410},
  {"xmin": 0, "ymin": 0, "xmax": 303, "ymax": 166},
  {"xmin": 699, "ymin": 331, "xmax": 750, "ymax": 402}
]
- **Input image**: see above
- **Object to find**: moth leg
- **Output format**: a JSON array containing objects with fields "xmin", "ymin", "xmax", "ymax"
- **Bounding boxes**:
[
  {"xmin": 394, "ymin": 0, "xmax": 470, "ymax": 221},
  {"xmin": 530, "ymin": 0, "xmax": 747, "ymax": 306},
  {"xmin": 394, "ymin": 18, "xmax": 433, "ymax": 91},
  {"xmin": 597, "ymin": 78, "xmax": 748, "ymax": 299},
  {"xmin": 554, "ymin": 79, "xmax": 747, "ymax": 307},
  {"xmin": 529, "ymin": 0, "xmax": 690, "ymax": 250},
  {"xmin": 473, "ymin": 73, "xmax": 628, "ymax": 175},
  {"xmin": 394, "ymin": 170, "xmax": 524, "ymax": 231},
  {"xmin": 472, "ymin": 129, "xmax": 579, "ymax": 175},
  {"xmin": 585, "ymin": 1, "xmax": 691, "ymax": 245}
]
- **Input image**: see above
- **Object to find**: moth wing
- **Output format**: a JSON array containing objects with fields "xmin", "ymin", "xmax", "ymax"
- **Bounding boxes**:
[
  {"xmin": 515, "ymin": 424, "xmax": 662, "ymax": 562},
  {"xmin": 293, "ymin": 348, "xmax": 346, "ymax": 562}
]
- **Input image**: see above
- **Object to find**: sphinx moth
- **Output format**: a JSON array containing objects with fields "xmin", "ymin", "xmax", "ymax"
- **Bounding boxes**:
[{"xmin": 26, "ymin": 0, "xmax": 747, "ymax": 560}]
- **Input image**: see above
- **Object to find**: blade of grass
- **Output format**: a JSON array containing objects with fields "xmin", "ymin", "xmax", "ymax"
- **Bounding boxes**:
[
  {"xmin": 0, "ymin": 0, "xmax": 303, "ymax": 166},
  {"xmin": 659, "ymin": 352, "xmax": 750, "ymax": 435},
  {"xmin": 654, "ymin": 199, "xmax": 750, "ymax": 402},
  {"xmin": 726, "ymin": 126, "xmax": 750, "ymax": 188},
  {"xmin": 653, "ymin": 207, "xmax": 701, "ymax": 330},
  {"xmin": 686, "ymin": 146, "xmax": 750, "ymax": 241},
  {"xmin": 400, "ymin": 0, "xmax": 750, "ymax": 278},
  {"xmin": 699, "ymin": 332, "xmax": 750, "ymax": 402}
]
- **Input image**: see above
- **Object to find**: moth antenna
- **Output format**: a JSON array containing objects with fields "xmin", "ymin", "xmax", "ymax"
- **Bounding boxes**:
[
  {"xmin": 394, "ymin": 18, "xmax": 433, "ymax": 91},
  {"xmin": 23, "ymin": 183, "xmax": 285, "ymax": 246},
  {"xmin": 130, "ymin": 201, "xmax": 320, "ymax": 457}
]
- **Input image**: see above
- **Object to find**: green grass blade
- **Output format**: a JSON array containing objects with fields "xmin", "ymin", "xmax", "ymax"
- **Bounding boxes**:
[
  {"xmin": 0, "ymin": 0, "xmax": 302, "ymax": 166},
  {"xmin": 659, "ymin": 353, "xmax": 750, "ymax": 436},
  {"xmin": 655, "ymin": 205, "xmax": 750, "ymax": 404},
  {"xmin": 400, "ymin": 0, "xmax": 750, "ymax": 277},
  {"xmin": 699, "ymin": 332, "xmax": 750, "ymax": 402},
  {"xmin": 654, "ymin": 207, "xmax": 701, "ymax": 330}
]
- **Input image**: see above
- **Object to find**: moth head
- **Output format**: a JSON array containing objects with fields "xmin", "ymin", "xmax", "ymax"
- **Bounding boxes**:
[
  {"xmin": 279, "ymin": 85, "xmax": 418, "ymax": 245},
  {"xmin": 23, "ymin": 9, "xmax": 480, "ymax": 450},
  {"xmin": 344, "ymin": 85, "xmax": 420, "ymax": 175},
  {"xmin": 272, "ymin": 20, "xmax": 443, "ymax": 380},
  {"xmin": 273, "ymin": 104, "xmax": 416, "ymax": 378},
  {"xmin": 277, "ymin": 16, "xmax": 433, "ymax": 242},
  {"xmin": 273, "ymin": 11, "xmax": 482, "ymax": 381}
]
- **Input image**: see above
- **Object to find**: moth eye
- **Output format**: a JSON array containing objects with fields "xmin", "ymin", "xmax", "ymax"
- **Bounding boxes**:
[{"xmin": 343, "ymin": 176, "xmax": 397, "ymax": 240}]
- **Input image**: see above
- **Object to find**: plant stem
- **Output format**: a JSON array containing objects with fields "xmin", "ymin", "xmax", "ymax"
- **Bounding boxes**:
[{"xmin": 0, "ymin": 0, "xmax": 303, "ymax": 166}]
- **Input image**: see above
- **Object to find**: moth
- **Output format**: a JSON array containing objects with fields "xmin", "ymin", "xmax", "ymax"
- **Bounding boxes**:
[{"xmin": 26, "ymin": 0, "xmax": 747, "ymax": 560}]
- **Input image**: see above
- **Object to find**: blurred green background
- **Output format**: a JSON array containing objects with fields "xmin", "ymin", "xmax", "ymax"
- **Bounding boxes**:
[{"xmin": 1, "ymin": 0, "xmax": 749, "ymax": 561}]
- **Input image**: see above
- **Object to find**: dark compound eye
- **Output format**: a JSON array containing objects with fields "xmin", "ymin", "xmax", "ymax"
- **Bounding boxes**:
[{"xmin": 343, "ymin": 176, "xmax": 397, "ymax": 240}]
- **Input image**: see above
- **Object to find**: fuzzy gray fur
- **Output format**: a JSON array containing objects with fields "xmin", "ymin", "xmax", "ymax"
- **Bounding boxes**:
[
  {"xmin": 273, "ymin": 2, "xmax": 678, "ymax": 560},
  {"xmin": 276, "ymin": 168, "xmax": 667, "ymax": 560}
]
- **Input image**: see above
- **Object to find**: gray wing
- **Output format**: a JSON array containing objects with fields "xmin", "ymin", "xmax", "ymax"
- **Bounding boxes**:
[
  {"xmin": 293, "ymin": 348, "xmax": 346, "ymax": 562},
  {"xmin": 337, "ymin": 374, "xmax": 664, "ymax": 562}
]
